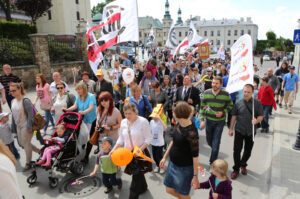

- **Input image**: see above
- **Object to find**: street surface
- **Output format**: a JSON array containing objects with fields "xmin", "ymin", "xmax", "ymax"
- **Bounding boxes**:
[{"xmin": 2, "ymin": 54, "xmax": 300, "ymax": 199}]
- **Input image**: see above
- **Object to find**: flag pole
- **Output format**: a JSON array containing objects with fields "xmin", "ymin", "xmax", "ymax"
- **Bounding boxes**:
[{"xmin": 252, "ymin": 93, "xmax": 255, "ymax": 142}]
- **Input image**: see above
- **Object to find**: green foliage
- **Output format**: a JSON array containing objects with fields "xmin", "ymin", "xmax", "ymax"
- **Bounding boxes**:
[
  {"xmin": 0, "ymin": 38, "xmax": 34, "ymax": 66},
  {"xmin": 256, "ymin": 40, "xmax": 267, "ymax": 54},
  {"xmin": 0, "ymin": 21, "xmax": 37, "ymax": 39},
  {"xmin": 48, "ymin": 41, "xmax": 81, "ymax": 63},
  {"xmin": 266, "ymin": 31, "xmax": 277, "ymax": 48},
  {"xmin": 274, "ymin": 37, "xmax": 286, "ymax": 51},
  {"xmin": 91, "ymin": 0, "xmax": 114, "ymax": 17},
  {"xmin": 284, "ymin": 39, "xmax": 295, "ymax": 52}
]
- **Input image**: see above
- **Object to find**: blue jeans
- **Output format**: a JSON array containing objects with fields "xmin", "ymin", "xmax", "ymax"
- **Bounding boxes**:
[
  {"xmin": 262, "ymin": 105, "xmax": 272, "ymax": 131},
  {"xmin": 44, "ymin": 110, "xmax": 55, "ymax": 131},
  {"xmin": 7, "ymin": 141, "xmax": 20, "ymax": 159},
  {"xmin": 205, "ymin": 120, "xmax": 225, "ymax": 164},
  {"xmin": 102, "ymin": 173, "xmax": 121, "ymax": 189}
]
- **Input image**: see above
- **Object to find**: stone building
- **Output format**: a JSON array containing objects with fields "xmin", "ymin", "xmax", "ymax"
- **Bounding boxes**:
[{"xmin": 36, "ymin": 0, "xmax": 92, "ymax": 35}]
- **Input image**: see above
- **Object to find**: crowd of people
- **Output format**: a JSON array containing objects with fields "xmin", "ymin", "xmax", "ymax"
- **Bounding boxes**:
[{"xmin": 0, "ymin": 47, "xmax": 299, "ymax": 199}]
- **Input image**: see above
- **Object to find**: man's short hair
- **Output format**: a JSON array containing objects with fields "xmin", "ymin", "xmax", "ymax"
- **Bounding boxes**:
[
  {"xmin": 244, "ymin": 84, "xmax": 254, "ymax": 91},
  {"xmin": 262, "ymin": 76, "xmax": 269, "ymax": 83},
  {"xmin": 213, "ymin": 76, "xmax": 223, "ymax": 84}
]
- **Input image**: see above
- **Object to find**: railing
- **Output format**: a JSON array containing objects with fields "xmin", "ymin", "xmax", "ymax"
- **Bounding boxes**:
[
  {"xmin": 48, "ymin": 37, "xmax": 83, "ymax": 64},
  {"xmin": 0, "ymin": 38, "xmax": 35, "ymax": 66}
]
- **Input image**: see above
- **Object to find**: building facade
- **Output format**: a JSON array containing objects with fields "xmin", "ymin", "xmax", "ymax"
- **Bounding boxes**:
[{"xmin": 36, "ymin": 0, "xmax": 92, "ymax": 35}]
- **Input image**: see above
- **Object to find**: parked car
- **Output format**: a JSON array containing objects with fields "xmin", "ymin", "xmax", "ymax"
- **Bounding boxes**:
[{"xmin": 263, "ymin": 55, "xmax": 270, "ymax": 61}]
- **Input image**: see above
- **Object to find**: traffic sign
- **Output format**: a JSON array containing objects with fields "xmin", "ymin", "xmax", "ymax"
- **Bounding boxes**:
[{"xmin": 293, "ymin": 29, "xmax": 300, "ymax": 44}]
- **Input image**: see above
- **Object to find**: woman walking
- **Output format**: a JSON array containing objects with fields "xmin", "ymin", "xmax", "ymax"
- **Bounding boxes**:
[
  {"xmin": 160, "ymin": 101, "xmax": 199, "ymax": 199},
  {"xmin": 10, "ymin": 83, "xmax": 40, "ymax": 170},
  {"xmin": 161, "ymin": 76, "xmax": 174, "ymax": 122},
  {"xmin": 110, "ymin": 102, "xmax": 152, "ymax": 199},
  {"xmin": 33, "ymin": 74, "xmax": 55, "ymax": 134}
]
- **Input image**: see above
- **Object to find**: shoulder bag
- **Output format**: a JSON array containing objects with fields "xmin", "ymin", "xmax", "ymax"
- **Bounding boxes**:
[
  {"xmin": 89, "ymin": 112, "xmax": 107, "ymax": 145},
  {"xmin": 142, "ymin": 96, "xmax": 151, "ymax": 120}
]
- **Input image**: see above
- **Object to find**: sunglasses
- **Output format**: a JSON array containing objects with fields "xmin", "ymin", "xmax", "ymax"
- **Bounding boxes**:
[
  {"xmin": 100, "ymin": 98, "xmax": 109, "ymax": 102},
  {"xmin": 56, "ymin": 87, "xmax": 64, "ymax": 90},
  {"xmin": 9, "ymin": 89, "xmax": 17, "ymax": 93}
]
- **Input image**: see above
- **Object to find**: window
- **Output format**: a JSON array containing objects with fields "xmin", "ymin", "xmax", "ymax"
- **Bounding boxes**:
[
  {"xmin": 139, "ymin": 32, "xmax": 142, "ymax": 37},
  {"xmin": 211, "ymin": 40, "xmax": 214, "ymax": 45},
  {"xmin": 217, "ymin": 30, "xmax": 221, "ymax": 36},
  {"xmin": 179, "ymin": 32, "xmax": 182, "ymax": 37},
  {"xmin": 76, "ymin": 11, "xmax": 80, "ymax": 20},
  {"xmin": 164, "ymin": 32, "xmax": 167, "ymax": 36},
  {"xmin": 217, "ymin": 40, "xmax": 220, "ymax": 45},
  {"xmin": 241, "ymin": 30, "xmax": 244, "ymax": 35},
  {"xmin": 227, "ymin": 40, "xmax": 231, "ymax": 45},
  {"xmin": 197, "ymin": 30, "xmax": 199, "ymax": 33},
  {"xmin": 234, "ymin": 30, "xmax": 238, "ymax": 36},
  {"xmin": 48, "ymin": 10, "xmax": 52, "ymax": 20},
  {"xmin": 144, "ymin": 33, "xmax": 147, "ymax": 37},
  {"xmin": 227, "ymin": 30, "xmax": 231, "ymax": 36},
  {"xmin": 75, "ymin": 0, "xmax": 79, "ymax": 4},
  {"xmin": 210, "ymin": 30, "xmax": 214, "ymax": 36},
  {"xmin": 234, "ymin": 40, "xmax": 237, "ymax": 43},
  {"xmin": 248, "ymin": 29, "xmax": 251, "ymax": 35},
  {"xmin": 204, "ymin": 31, "xmax": 207, "ymax": 36},
  {"xmin": 185, "ymin": 32, "xmax": 188, "ymax": 36}
]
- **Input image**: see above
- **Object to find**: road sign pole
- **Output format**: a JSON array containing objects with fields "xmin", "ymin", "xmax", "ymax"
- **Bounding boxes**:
[{"xmin": 293, "ymin": 20, "xmax": 300, "ymax": 75}]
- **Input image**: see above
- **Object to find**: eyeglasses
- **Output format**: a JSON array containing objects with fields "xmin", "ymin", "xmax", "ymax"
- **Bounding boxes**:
[
  {"xmin": 9, "ymin": 89, "xmax": 17, "ymax": 93},
  {"xmin": 100, "ymin": 98, "xmax": 109, "ymax": 102},
  {"xmin": 56, "ymin": 87, "xmax": 64, "ymax": 90}
]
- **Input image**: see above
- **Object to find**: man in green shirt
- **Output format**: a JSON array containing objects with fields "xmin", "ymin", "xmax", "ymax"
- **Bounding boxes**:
[{"xmin": 200, "ymin": 76, "xmax": 233, "ymax": 164}]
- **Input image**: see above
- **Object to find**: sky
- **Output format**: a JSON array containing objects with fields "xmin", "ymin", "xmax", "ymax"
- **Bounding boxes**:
[{"xmin": 90, "ymin": 0, "xmax": 300, "ymax": 40}]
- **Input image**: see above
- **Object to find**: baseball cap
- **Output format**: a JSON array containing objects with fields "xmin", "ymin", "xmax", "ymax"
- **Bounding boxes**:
[
  {"xmin": 289, "ymin": 65, "xmax": 295, "ymax": 70},
  {"xmin": 95, "ymin": 69, "xmax": 104, "ymax": 76},
  {"xmin": 0, "ymin": 112, "xmax": 10, "ymax": 120},
  {"xmin": 101, "ymin": 136, "xmax": 113, "ymax": 145}
]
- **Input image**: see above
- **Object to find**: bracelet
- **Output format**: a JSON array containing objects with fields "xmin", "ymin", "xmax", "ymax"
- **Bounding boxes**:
[{"xmin": 193, "ymin": 174, "xmax": 198, "ymax": 177}]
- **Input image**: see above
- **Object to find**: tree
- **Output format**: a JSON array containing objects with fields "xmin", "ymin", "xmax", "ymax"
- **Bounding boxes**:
[
  {"xmin": 0, "ymin": 0, "xmax": 12, "ymax": 21},
  {"xmin": 274, "ymin": 37, "xmax": 286, "ymax": 51},
  {"xmin": 284, "ymin": 39, "xmax": 295, "ymax": 52},
  {"xmin": 266, "ymin": 31, "xmax": 277, "ymax": 48},
  {"xmin": 256, "ymin": 40, "xmax": 267, "ymax": 54},
  {"xmin": 91, "ymin": 0, "xmax": 113, "ymax": 17},
  {"xmin": 15, "ymin": 0, "xmax": 52, "ymax": 25}
]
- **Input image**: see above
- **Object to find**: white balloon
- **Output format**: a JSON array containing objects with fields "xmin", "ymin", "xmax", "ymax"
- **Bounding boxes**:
[{"xmin": 122, "ymin": 68, "xmax": 134, "ymax": 84}]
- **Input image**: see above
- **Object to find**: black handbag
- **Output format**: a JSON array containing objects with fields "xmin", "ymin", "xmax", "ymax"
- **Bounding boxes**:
[
  {"xmin": 142, "ymin": 96, "xmax": 151, "ymax": 120},
  {"xmin": 124, "ymin": 121, "xmax": 153, "ymax": 175}
]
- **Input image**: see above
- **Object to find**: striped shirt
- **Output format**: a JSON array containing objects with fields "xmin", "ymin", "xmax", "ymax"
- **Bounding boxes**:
[
  {"xmin": 200, "ymin": 89, "xmax": 233, "ymax": 122},
  {"xmin": 0, "ymin": 74, "xmax": 22, "ymax": 94}
]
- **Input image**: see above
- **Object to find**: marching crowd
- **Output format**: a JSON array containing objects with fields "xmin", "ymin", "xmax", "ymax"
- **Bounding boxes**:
[{"xmin": 0, "ymin": 48, "xmax": 299, "ymax": 199}]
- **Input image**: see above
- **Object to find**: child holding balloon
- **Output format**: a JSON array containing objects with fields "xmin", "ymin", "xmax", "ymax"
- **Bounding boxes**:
[
  {"xmin": 90, "ymin": 137, "xmax": 122, "ymax": 194},
  {"xmin": 196, "ymin": 159, "xmax": 232, "ymax": 199}
]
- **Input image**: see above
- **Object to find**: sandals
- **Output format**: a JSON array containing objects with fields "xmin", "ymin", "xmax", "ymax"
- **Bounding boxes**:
[{"xmin": 23, "ymin": 163, "xmax": 32, "ymax": 172}]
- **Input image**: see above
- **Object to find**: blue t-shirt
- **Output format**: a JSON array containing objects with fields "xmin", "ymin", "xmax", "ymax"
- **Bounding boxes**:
[
  {"xmin": 283, "ymin": 73, "xmax": 299, "ymax": 91},
  {"xmin": 75, "ymin": 93, "xmax": 97, "ymax": 124},
  {"xmin": 123, "ymin": 59, "xmax": 133, "ymax": 69},
  {"xmin": 215, "ymin": 178, "xmax": 221, "ymax": 187}
]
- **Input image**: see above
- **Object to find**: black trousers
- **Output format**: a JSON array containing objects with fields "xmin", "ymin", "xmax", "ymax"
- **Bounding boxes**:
[
  {"xmin": 6, "ymin": 94, "xmax": 14, "ymax": 109},
  {"xmin": 84, "ymin": 120, "xmax": 97, "ymax": 160},
  {"xmin": 152, "ymin": 145, "xmax": 163, "ymax": 167},
  {"xmin": 233, "ymin": 132, "xmax": 254, "ymax": 171},
  {"xmin": 129, "ymin": 173, "xmax": 147, "ymax": 199}
]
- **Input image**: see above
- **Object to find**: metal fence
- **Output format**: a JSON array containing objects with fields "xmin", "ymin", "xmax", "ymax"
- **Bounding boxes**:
[
  {"xmin": 48, "ymin": 37, "xmax": 83, "ymax": 64},
  {"xmin": 0, "ymin": 38, "xmax": 35, "ymax": 66}
]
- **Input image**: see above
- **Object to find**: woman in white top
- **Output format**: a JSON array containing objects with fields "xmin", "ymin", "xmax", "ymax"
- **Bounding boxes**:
[
  {"xmin": 51, "ymin": 82, "xmax": 75, "ymax": 123},
  {"xmin": 0, "ymin": 141, "xmax": 23, "ymax": 199},
  {"xmin": 110, "ymin": 102, "xmax": 152, "ymax": 199}
]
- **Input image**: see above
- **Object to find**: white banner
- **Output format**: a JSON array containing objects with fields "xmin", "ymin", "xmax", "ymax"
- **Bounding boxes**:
[
  {"xmin": 217, "ymin": 43, "xmax": 225, "ymax": 60},
  {"xmin": 188, "ymin": 22, "xmax": 202, "ymax": 46},
  {"xmin": 166, "ymin": 23, "xmax": 178, "ymax": 49},
  {"xmin": 102, "ymin": 0, "xmax": 138, "ymax": 43},
  {"xmin": 226, "ymin": 34, "xmax": 254, "ymax": 93},
  {"xmin": 147, "ymin": 28, "xmax": 155, "ymax": 45}
]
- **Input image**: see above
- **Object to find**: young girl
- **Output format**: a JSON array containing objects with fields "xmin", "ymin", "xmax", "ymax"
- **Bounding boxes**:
[
  {"xmin": 150, "ymin": 115, "xmax": 167, "ymax": 174},
  {"xmin": 35, "ymin": 124, "xmax": 68, "ymax": 167},
  {"xmin": 198, "ymin": 159, "xmax": 232, "ymax": 199}
]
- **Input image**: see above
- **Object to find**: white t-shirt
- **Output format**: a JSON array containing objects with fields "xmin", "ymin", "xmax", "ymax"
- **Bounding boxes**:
[
  {"xmin": 0, "ymin": 153, "xmax": 23, "ymax": 199},
  {"xmin": 53, "ymin": 94, "xmax": 68, "ymax": 123},
  {"xmin": 150, "ymin": 120, "xmax": 165, "ymax": 146},
  {"xmin": 110, "ymin": 68, "xmax": 122, "ymax": 86},
  {"xmin": 11, "ymin": 99, "xmax": 26, "ymax": 126}
]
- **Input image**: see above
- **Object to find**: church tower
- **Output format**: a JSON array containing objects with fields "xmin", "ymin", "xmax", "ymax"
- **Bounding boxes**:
[
  {"xmin": 176, "ymin": 7, "xmax": 183, "ymax": 25},
  {"xmin": 162, "ymin": 0, "xmax": 173, "ymax": 45}
]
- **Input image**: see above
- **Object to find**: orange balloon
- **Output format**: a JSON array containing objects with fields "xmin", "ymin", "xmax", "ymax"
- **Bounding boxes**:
[{"xmin": 111, "ymin": 148, "xmax": 134, "ymax": 167}]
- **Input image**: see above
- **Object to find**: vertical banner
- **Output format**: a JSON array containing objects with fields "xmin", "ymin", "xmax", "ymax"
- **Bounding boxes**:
[
  {"xmin": 166, "ymin": 23, "xmax": 178, "ymax": 49},
  {"xmin": 226, "ymin": 34, "xmax": 254, "ymax": 93}
]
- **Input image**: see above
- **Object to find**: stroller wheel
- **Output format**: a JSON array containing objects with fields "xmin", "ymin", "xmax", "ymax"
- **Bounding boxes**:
[
  {"xmin": 71, "ymin": 162, "xmax": 84, "ymax": 175},
  {"xmin": 27, "ymin": 173, "xmax": 37, "ymax": 185},
  {"xmin": 49, "ymin": 177, "xmax": 59, "ymax": 188}
]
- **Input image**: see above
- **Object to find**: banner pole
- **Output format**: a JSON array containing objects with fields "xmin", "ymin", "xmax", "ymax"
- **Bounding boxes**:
[{"xmin": 252, "ymin": 94, "xmax": 255, "ymax": 142}]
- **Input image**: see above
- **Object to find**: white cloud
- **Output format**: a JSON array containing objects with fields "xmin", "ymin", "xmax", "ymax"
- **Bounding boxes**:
[{"xmin": 90, "ymin": 0, "xmax": 298, "ymax": 40}]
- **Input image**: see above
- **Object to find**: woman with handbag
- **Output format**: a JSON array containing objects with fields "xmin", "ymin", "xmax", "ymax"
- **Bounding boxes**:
[
  {"xmin": 10, "ymin": 83, "xmax": 40, "ymax": 170},
  {"xmin": 110, "ymin": 102, "xmax": 152, "ymax": 199},
  {"xmin": 63, "ymin": 82, "xmax": 97, "ymax": 164},
  {"xmin": 160, "ymin": 101, "xmax": 199, "ymax": 199},
  {"xmin": 93, "ymin": 91, "xmax": 122, "ymax": 154},
  {"xmin": 33, "ymin": 74, "xmax": 55, "ymax": 134},
  {"xmin": 129, "ymin": 85, "xmax": 152, "ymax": 120}
]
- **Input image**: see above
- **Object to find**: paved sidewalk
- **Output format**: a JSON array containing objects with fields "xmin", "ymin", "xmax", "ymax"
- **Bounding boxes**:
[{"xmin": 269, "ymin": 91, "xmax": 300, "ymax": 199}]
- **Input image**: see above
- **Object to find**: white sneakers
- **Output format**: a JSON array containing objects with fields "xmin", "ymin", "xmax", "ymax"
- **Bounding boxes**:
[
  {"xmin": 153, "ymin": 167, "xmax": 165, "ymax": 174},
  {"xmin": 153, "ymin": 167, "xmax": 159, "ymax": 173}
]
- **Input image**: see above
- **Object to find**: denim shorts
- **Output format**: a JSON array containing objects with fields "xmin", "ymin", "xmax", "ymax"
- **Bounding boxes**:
[{"xmin": 164, "ymin": 161, "xmax": 193, "ymax": 195}]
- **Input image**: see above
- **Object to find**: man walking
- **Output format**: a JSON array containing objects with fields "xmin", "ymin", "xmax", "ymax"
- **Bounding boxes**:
[
  {"xmin": 175, "ymin": 75, "xmax": 200, "ymax": 107},
  {"xmin": 200, "ymin": 77, "xmax": 233, "ymax": 164},
  {"xmin": 229, "ymin": 84, "xmax": 264, "ymax": 179},
  {"xmin": 282, "ymin": 65, "xmax": 299, "ymax": 114},
  {"xmin": 267, "ymin": 68, "xmax": 280, "ymax": 115}
]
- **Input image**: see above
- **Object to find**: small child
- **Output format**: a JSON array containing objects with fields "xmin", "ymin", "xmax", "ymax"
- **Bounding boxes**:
[
  {"xmin": 198, "ymin": 159, "xmax": 232, "ymax": 199},
  {"xmin": 35, "ymin": 124, "xmax": 68, "ymax": 167},
  {"xmin": 0, "ymin": 112, "xmax": 20, "ymax": 159},
  {"xmin": 90, "ymin": 137, "xmax": 122, "ymax": 194},
  {"xmin": 150, "ymin": 115, "xmax": 167, "ymax": 174}
]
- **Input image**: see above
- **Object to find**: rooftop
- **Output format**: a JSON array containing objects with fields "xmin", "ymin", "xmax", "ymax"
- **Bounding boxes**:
[{"xmin": 138, "ymin": 16, "xmax": 163, "ymax": 29}]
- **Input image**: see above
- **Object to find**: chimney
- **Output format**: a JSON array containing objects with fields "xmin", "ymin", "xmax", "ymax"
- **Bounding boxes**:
[{"xmin": 246, "ymin": 17, "xmax": 251, "ymax": 23}]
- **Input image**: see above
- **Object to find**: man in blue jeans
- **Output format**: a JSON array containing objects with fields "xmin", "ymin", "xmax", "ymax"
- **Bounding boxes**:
[{"xmin": 200, "ymin": 77, "xmax": 233, "ymax": 164}]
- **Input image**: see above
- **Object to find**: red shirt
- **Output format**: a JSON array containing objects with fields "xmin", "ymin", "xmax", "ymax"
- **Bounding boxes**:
[{"xmin": 258, "ymin": 85, "xmax": 277, "ymax": 110}]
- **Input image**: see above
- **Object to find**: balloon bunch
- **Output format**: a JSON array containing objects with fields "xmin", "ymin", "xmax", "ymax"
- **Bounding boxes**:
[{"xmin": 198, "ymin": 164, "xmax": 214, "ymax": 193}]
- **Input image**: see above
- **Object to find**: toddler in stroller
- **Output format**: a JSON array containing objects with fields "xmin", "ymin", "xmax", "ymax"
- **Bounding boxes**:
[{"xmin": 35, "ymin": 124, "xmax": 67, "ymax": 167}]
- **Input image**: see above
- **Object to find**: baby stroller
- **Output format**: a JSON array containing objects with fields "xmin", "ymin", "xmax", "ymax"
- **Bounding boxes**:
[{"xmin": 27, "ymin": 112, "xmax": 87, "ymax": 188}]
